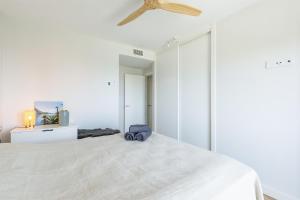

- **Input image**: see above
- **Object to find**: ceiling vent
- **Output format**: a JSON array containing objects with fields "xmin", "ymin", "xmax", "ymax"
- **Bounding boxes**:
[{"xmin": 133, "ymin": 49, "xmax": 144, "ymax": 56}]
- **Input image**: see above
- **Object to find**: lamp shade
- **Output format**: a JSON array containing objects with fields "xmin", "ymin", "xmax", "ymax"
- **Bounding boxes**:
[{"xmin": 24, "ymin": 111, "xmax": 36, "ymax": 128}]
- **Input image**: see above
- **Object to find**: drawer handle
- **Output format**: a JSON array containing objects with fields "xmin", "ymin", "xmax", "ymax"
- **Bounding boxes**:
[{"xmin": 42, "ymin": 129, "xmax": 54, "ymax": 132}]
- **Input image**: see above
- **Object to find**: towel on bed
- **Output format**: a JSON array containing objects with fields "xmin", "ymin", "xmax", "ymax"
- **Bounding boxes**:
[
  {"xmin": 124, "ymin": 132, "xmax": 136, "ymax": 141},
  {"xmin": 129, "ymin": 125, "xmax": 150, "ymax": 133},
  {"xmin": 135, "ymin": 131, "xmax": 152, "ymax": 142},
  {"xmin": 125, "ymin": 125, "xmax": 152, "ymax": 142}
]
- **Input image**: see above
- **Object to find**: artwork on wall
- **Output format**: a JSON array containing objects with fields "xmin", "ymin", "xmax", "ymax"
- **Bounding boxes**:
[{"xmin": 34, "ymin": 101, "xmax": 63, "ymax": 126}]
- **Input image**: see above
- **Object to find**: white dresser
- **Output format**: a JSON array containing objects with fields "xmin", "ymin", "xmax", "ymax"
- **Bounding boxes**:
[{"xmin": 10, "ymin": 125, "xmax": 78, "ymax": 144}]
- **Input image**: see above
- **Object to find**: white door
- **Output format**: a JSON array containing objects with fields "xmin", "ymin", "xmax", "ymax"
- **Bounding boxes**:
[
  {"xmin": 179, "ymin": 33, "xmax": 211, "ymax": 150},
  {"xmin": 125, "ymin": 74, "xmax": 146, "ymax": 132},
  {"xmin": 156, "ymin": 47, "xmax": 179, "ymax": 139}
]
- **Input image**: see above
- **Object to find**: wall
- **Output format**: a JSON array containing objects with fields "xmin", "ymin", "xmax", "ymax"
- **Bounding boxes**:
[
  {"xmin": 0, "ymin": 17, "xmax": 155, "ymax": 142},
  {"xmin": 143, "ymin": 65, "xmax": 153, "ymax": 76},
  {"xmin": 0, "ymin": 16, "xmax": 6, "ymax": 136},
  {"xmin": 0, "ymin": 32, "xmax": 3, "ymax": 135},
  {"xmin": 0, "ymin": 54, "xmax": 3, "ymax": 135},
  {"xmin": 216, "ymin": 0, "xmax": 300, "ymax": 199}
]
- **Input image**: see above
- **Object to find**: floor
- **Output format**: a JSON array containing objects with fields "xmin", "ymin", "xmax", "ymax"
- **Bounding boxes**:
[{"xmin": 264, "ymin": 194, "xmax": 276, "ymax": 200}]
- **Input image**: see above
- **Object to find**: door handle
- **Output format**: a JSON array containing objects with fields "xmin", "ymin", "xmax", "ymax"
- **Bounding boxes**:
[
  {"xmin": 125, "ymin": 105, "xmax": 130, "ymax": 108},
  {"xmin": 42, "ymin": 129, "xmax": 54, "ymax": 132}
]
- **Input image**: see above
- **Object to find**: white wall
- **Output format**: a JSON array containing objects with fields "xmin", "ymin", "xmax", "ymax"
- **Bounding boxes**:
[
  {"xmin": 0, "ymin": 17, "xmax": 4, "ymax": 136},
  {"xmin": 0, "ymin": 17, "xmax": 155, "ymax": 142},
  {"xmin": 156, "ymin": 47, "xmax": 179, "ymax": 139},
  {"xmin": 216, "ymin": 0, "xmax": 300, "ymax": 199},
  {"xmin": 143, "ymin": 65, "xmax": 153, "ymax": 76},
  {"xmin": 0, "ymin": 40, "xmax": 3, "ymax": 136}
]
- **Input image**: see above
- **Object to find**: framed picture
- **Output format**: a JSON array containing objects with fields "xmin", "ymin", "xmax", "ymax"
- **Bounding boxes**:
[{"xmin": 34, "ymin": 101, "xmax": 63, "ymax": 126}]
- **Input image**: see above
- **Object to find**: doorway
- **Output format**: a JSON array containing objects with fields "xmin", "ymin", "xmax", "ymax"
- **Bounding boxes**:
[
  {"xmin": 124, "ymin": 74, "xmax": 146, "ymax": 132},
  {"xmin": 146, "ymin": 75, "xmax": 153, "ymax": 129},
  {"xmin": 119, "ymin": 55, "xmax": 154, "ymax": 133}
]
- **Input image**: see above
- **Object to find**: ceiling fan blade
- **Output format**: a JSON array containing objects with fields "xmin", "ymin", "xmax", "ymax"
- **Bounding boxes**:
[
  {"xmin": 158, "ymin": 2, "xmax": 201, "ymax": 16},
  {"xmin": 118, "ymin": 5, "xmax": 148, "ymax": 26}
]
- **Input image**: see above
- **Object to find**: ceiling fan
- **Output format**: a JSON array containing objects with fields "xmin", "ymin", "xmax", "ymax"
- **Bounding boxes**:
[{"xmin": 118, "ymin": 0, "xmax": 202, "ymax": 26}]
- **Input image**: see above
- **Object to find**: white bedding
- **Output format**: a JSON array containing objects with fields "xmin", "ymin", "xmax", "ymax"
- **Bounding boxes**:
[{"xmin": 0, "ymin": 133, "xmax": 263, "ymax": 200}]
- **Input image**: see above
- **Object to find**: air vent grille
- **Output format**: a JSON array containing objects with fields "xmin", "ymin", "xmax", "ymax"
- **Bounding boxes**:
[{"xmin": 133, "ymin": 49, "xmax": 144, "ymax": 56}]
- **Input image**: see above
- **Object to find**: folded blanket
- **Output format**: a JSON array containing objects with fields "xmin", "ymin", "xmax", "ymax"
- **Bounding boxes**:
[
  {"xmin": 124, "ymin": 132, "xmax": 136, "ymax": 141},
  {"xmin": 135, "ymin": 131, "xmax": 152, "ymax": 142},
  {"xmin": 129, "ymin": 125, "xmax": 150, "ymax": 133},
  {"xmin": 91, "ymin": 128, "xmax": 120, "ymax": 137},
  {"xmin": 78, "ymin": 128, "xmax": 120, "ymax": 139}
]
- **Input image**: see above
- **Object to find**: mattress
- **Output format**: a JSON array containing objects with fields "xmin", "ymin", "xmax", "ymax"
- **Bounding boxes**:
[{"xmin": 0, "ymin": 133, "xmax": 263, "ymax": 200}]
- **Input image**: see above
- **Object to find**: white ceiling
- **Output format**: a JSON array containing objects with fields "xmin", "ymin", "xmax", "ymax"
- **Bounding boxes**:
[
  {"xmin": 119, "ymin": 54, "xmax": 154, "ymax": 69},
  {"xmin": 0, "ymin": 0, "xmax": 260, "ymax": 51}
]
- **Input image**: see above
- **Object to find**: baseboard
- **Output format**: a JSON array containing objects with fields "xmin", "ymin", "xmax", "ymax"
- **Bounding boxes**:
[{"xmin": 263, "ymin": 184, "xmax": 299, "ymax": 200}]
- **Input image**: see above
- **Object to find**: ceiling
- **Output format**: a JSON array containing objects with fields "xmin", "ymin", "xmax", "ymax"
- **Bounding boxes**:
[
  {"xmin": 120, "ymin": 54, "xmax": 153, "ymax": 69},
  {"xmin": 0, "ymin": 0, "xmax": 260, "ymax": 51}
]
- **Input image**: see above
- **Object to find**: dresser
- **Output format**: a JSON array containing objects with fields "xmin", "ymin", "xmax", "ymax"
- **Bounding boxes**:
[{"xmin": 10, "ymin": 125, "xmax": 78, "ymax": 144}]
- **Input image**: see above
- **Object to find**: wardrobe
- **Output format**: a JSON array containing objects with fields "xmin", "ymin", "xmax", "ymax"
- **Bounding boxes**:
[{"xmin": 156, "ymin": 32, "xmax": 212, "ymax": 150}]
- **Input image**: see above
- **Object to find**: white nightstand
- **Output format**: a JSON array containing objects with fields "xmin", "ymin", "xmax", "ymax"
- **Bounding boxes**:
[{"xmin": 10, "ymin": 125, "xmax": 78, "ymax": 144}]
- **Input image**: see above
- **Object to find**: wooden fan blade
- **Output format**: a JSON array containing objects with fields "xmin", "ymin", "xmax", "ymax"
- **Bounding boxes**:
[
  {"xmin": 118, "ymin": 5, "xmax": 148, "ymax": 26},
  {"xmin": 158, "ymin": 2, "xmax": 201, "ymax": 16}
]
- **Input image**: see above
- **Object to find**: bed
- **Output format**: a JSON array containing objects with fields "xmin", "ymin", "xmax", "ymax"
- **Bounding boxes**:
[{"xmin": 0, "ymin": 133, "xmax": 263, "ymax": 200}]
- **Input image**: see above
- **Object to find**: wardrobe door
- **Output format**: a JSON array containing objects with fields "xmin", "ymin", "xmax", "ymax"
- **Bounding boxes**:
[
  {"xmin": 179, "ymin": 33, "xmax": 211, "ymax": 150},
  {"xmin": 156, "ymin": 47, "xmax": 179, "ymax": 139}
]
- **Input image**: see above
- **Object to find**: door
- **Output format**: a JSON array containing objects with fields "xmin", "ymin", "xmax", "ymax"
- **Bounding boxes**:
[
  {"xmin": 147, "ymin": 75, "xmax": 153, "ymax": 129},
  {"xmin": 125, "ymin": 74, "xmax": 146, "ymax": 132},
  {"xmin": 179, "ymin": 33, "xmax": 211, "ymax": 150},
  {"xmin": 156, "ymin": 47, "xmax": 179, "ymax": 139}
]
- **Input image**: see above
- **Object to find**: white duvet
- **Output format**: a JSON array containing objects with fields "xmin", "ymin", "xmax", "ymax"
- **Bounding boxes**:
[{"xmin": 0, "ymin": 133, "xmax": 263, "ymax": 200}]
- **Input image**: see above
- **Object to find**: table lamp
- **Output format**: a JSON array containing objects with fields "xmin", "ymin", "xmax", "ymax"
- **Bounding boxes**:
[{"xmin": 24, "ymin": 111, "xmax": 36, "ymax": 128}]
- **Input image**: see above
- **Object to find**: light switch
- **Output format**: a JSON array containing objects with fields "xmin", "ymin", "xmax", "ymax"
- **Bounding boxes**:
[
  {"xmin": 265, "ymin": 59, "xmax": 294, "ymax": 69},
  {"xmin": 105, "ymin": 81, "xmax": 114, "ymax": 86}
]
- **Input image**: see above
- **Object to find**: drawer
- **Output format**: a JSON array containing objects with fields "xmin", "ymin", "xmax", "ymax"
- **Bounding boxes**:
[{"xmin": 11, "ymin": 126, "xmax": 78, "ymax": 144}]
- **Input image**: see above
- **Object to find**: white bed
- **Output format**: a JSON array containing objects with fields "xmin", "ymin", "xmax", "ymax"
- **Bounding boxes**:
[{"xmin": 0, "ymin": 133, "xmax": 263, "ymax": 200}]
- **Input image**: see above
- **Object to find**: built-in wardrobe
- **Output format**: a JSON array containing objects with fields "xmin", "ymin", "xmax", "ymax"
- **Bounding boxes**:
[{"xmin": 156, "ymin": 32, "xmax": 212, "ymax": 150}]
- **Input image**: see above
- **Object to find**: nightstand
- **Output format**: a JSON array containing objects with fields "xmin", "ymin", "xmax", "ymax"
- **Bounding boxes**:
[{"xmin": 10, "ymin": 125, "xmax": 78, "ymax": 144}]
